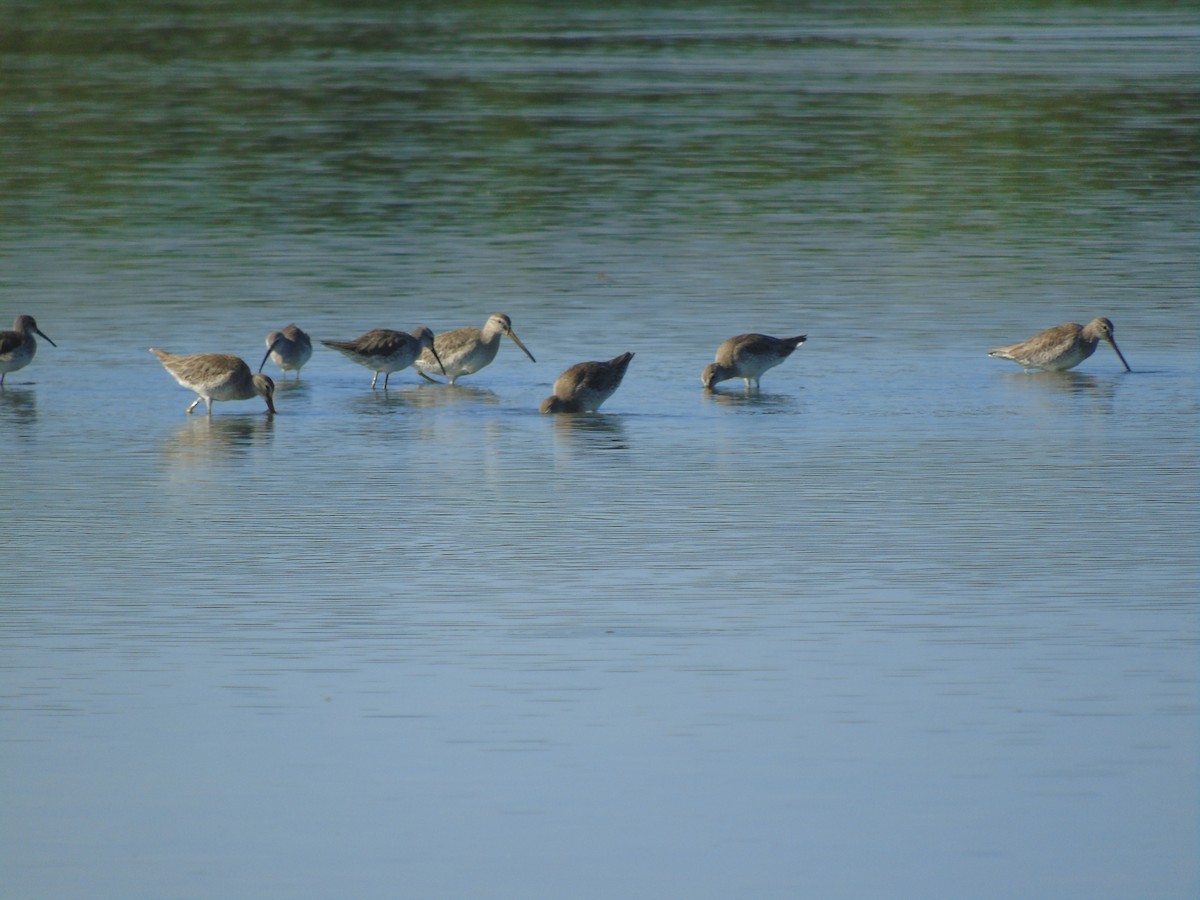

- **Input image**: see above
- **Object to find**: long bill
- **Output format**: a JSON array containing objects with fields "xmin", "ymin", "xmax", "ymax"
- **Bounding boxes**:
[
  {"xmin": 254, "ymin": 374, "xmax": 277, "ymax": 414},
  {"xmin": 1107, "ymin": 337, "xmax": 1132, "ymax": 372},
  {"xmin": 430, "ymin": 345, "xmax": 447, "ymax": 376},
  {"xmin": 507, "ymin": 329, "xmax": 536, "ymax": 363},
  {"xmin": 259, "ymin": 336, "xmax": 284, "ymax": 373},
  {"xmin": 36, "ymin": 326, "xmax": 57, "ymax": 347}
]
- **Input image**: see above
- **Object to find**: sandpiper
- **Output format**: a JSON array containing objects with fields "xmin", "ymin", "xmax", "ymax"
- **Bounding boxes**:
[
  {"xmin": 0, "ymin": 315, "xmax": 56, "ymax": 386},
  {"xmin": 701, "ymin": 333, "xmax": 806, "ymax": 390},
  {"xmin": 150, "ymin": 349, "xmax": 276, "ymax": 415},
  {"xmin": 321, "ymin": 326, "xmax": 444, "ymax": 388},
  {"xmin": 989, "ymin": 317, "xmax": 1131, "ymax": 372},
  {"xmin": 540, "ymin": 352, "xmax": 634, "ymax": 414},
  {"xmin": 259, "ymin": 324, "xmax": 312, "ymax": 379},
  {"xmin": 414, "ymin": 312, "xmax": 536, "ymax": 384}
]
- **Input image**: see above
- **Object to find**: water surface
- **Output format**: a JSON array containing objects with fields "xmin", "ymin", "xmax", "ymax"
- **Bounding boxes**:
[{"xmin": 1, "ymin": 3, "xmax": 1198, "ymax": 898}]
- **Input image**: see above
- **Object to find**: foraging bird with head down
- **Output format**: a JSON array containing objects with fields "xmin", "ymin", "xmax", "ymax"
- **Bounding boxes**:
[
  {"xmin": 702, "ymin": 333, "xmax": 806, "ymax": 390},
  {"xmin": 988, "ymin": 317, "xmax": 1131, "ymax": 372},
  {"xmin": 540, "ymin": 352, "xmax": 634, "ymax": 414},
  {"xmin": 150, "ymin": 348, "xmax": 276, "ymax": 415}
]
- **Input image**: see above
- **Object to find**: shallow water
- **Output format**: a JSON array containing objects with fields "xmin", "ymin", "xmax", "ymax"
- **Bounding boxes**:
[{"xmin": 2, "ymin": 3, "xmax": 1198, "ymax": 898}]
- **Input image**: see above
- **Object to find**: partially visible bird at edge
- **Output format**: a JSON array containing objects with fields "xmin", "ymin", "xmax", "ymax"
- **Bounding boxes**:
[{"xmin": 0, "ymin": 314, "xmax": 56, "ymax": 387}]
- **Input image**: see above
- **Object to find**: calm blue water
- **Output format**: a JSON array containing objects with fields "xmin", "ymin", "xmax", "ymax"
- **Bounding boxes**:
[{"xmin": 2, "ymin": 3, "xmax": 1198, "ymax": 898}]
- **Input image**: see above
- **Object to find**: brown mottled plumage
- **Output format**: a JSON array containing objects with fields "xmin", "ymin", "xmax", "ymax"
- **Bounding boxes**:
[
  {"xmin": 702, "ymin": 333, "xmax": 806, "ymax": 390},
  {"xmin": 321, "ymin": 326, "xmax": 444, "ymax": 388},
  {"xmin": 0, "ymin": 315, "xmax": 56, "ymax": 386},
  {"xmin": 540, "ymin": 352, "xmax": 634, "ymax": 414},
  {"xmin": 989, "ymin": 317, "xmax": 1131, "ymax": 372},
  {"xmin": 150, "ymin": 348, "xmax": 276, "ymax": 415}
]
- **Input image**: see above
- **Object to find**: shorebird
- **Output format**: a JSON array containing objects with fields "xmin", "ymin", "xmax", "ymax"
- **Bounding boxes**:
[
  {"xmin": 701, "ymin": 333, "xmax": 807, "ymax": 390},
  {"xmin": 989, "ymin": 317, "xmax": 1131, "ymax": 372},
  {"xmin": 0, "ymin": 315, "xmax": 56, "ymax": 386},
  {"xmin": 259, "ymin": 324, "xmax": 312, "ymax": 379},
  {"xmin": 321, "ymin": 326, "xmax": 445, "ymax": 388},
  {"xmin": 540, "ymin": 352, "xmax": 634, "ymax": 414},
  {"xmin": 150, "ymin": 349, "xmax": 276, "ymax": 415},
  {"xmin": 414, "ymin": 312, "xmax": 536, "ymax": 384}
]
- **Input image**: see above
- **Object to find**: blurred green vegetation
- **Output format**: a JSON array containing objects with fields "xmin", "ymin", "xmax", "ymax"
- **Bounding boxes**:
[{"xmin": 1, "ymin": 2, "xmax": 1197, "ymax": 243}]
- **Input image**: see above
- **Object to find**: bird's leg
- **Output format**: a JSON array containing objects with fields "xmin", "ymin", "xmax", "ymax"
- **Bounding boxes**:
[
  {"xmin": 370, "ymin": 371, "xmax": 379, "ymax": 389},
  {"xmin": 187, "ymin": 396, "xmax": 203, "ymax": 414}
]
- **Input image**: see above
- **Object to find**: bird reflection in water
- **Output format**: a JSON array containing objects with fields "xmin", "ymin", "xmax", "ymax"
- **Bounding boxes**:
[
  {"xmin": 348, "ymin": 385, "xmax": 424, "ymax": 417},
  {"xmin": 1000, "ymin": 370, "xmax": 1119, "ymax": 401},
  {"xmin": 0, "ymin": 386, "xmax": 38, "ymax": 429},
  {"xmin": 272, "ymin": 377, "xmax": 310, "ymax": 397},
  {"xmin": 551, "ymin": 411, "xmax": 630, "ymax": 452},
  {"xmin": 160, "ymin": 415, "xmax": 275, "ymax": 465},
  {"xmin": 407, "ymin": 383, "xmax": 500, "ymax": 410},
  {"xmin": 702, "ymin": 388, "xmax": 800, "ymax": 413}
]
